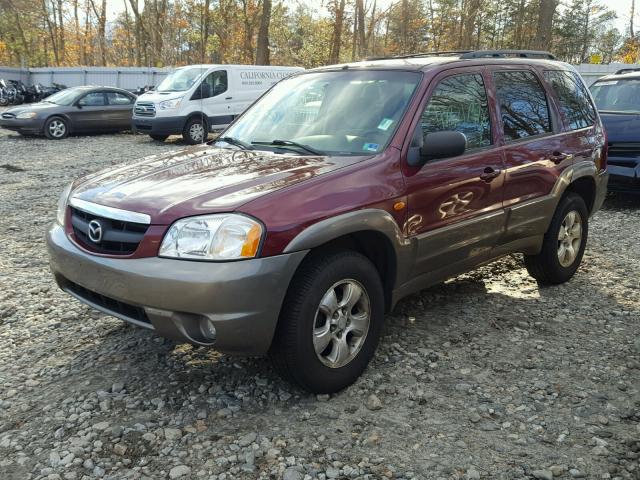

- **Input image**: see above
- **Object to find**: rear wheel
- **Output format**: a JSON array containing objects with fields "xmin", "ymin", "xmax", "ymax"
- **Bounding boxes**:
[
  {"xmin": 182, "ymin": 117, "xmax": 207, "ymax": 144},
  {"xmin": 44, "ymin": 117, "xmax": 68, "ymax": 140},
  {"xmin": 149, "ymin": 134, "xmax": 168, "ymax": 142},
  {"xmin": 524, "ymin": 192, "xmax": 588, "ymax": 284},
  {"xmin": 270, "ymin": 250, "xmax": 384, "ymax": 393}
]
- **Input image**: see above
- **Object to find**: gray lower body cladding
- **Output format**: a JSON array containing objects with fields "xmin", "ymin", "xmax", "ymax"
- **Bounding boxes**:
[{"xmin": 47, "ymin": 223, "xmax": 307, "ymax": 355}]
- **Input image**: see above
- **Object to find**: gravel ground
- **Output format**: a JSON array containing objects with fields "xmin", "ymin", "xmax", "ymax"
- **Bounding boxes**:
[{"xmin": 0, "ymin": 124, "xmax": 639, "ymax": 480}]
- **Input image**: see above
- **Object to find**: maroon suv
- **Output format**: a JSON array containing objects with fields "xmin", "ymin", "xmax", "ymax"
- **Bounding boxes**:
[{"xmin": 47, "ymin": 50, "xmax": 608, "ymax": 393}]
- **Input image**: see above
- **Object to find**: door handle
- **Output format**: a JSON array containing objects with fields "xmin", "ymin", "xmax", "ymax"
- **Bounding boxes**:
[
  {"xmin": 225, "ymin": 96, "xmax": 233, "ymax": 100},
  {"xmin": 480, "ymin": 166, "xmax": 501, "ymax": 182},
  {"xmin": 549, "ymin": 151, "xmax": 571, "ymax": 164}
]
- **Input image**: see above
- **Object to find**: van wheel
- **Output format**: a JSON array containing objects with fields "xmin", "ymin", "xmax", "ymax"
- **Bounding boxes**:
[
  {"xmin": 44, "ymin": 117, "xmax": 68, "ymax": 140},
  {"xmin": 270, "ymin": 250, "xmax": 384, "ymax": 393},
  {"xmin": 149, "ymin": 134, "xmax": 168, "ymax": 142},
  {"xmin": 183, "ymin": 117, "xmax": 207, "ymax": 144},
  {"xmin": 524, "ymin": 192, "xmax": 588, "ymax": 285}
]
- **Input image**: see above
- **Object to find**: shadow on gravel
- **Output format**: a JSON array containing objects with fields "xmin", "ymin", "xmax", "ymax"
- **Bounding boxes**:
[{"xmin": 602, "ymin": 192, "xmax": 640, "ymax": 210}]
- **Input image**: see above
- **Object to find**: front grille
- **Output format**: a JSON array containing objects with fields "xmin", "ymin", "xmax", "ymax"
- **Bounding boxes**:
[
  {"xmin": 607, "ymin": 142, "xmax": 640, "ymax": 167},
  {"xmin": 70, "ymin": 206, "xmax": 148, "ymax": 255},
  {"xmin": 134, "ymin": 102, "xmax": 156, "ymax": 117},
  {"xmin": 64, "ymin": 278, "xmax": 150, "ymax": 325},
  {"xmin": 1, "ymin": 113, "xmax": 15, "ymax": 119}
]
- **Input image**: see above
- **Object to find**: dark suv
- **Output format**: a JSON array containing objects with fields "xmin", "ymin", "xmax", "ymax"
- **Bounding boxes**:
[
  {"xmin": 47, "ymin": 50, "xmax": 608, "ymax": 393},
  {"xmin": 590, "ymin": 70, "xmax": 640, "ymax": 192}
]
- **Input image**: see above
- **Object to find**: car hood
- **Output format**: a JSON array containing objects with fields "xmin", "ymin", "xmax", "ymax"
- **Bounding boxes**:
[
  {"xmin": 600, "ymin": 112, "xmax": 640, "ymax": 144},
  {"xmin": 135, "ymin": 91, "xmax": 183, "ymax": 104},
  {"xmin": 5, "ymin": 102, "xmax": 60, "ymax": 115},
  {"xmin": 71, "ymin": 145, "xmax": 364, "ymax": 224}
]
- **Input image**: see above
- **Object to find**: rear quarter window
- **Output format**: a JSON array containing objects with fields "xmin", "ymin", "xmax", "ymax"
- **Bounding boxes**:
[
  {"xmin": 544, "ymin": 70, "xmax": 596, "ymax": 130},
  {"xmin": 493, "ymin": 70, "xmax": 552, "ymax": 142}
]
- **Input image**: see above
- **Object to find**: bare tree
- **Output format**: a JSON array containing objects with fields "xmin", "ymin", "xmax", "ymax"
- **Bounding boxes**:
[
  {"xmin": 329, "ymin": 0, "xmax": 346, "ymax": 63},
  {"xmin": 255, "ymin": 0, "xmax": 271, "ymax": 64},
  {"xmin": 533, "ymin": 0, "xmax": 558, "ymax": 50}
]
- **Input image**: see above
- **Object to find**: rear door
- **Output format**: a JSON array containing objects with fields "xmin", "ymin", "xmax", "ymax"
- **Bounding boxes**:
[
  {"xmin": 105, "ymin": 91, "xmax": 135, "ymax": 130},
  {"xmin": 490, "ymin": 67, "xmax": 571, "ymax": 244},
  {"xmin": 68, "ymin": 91, "xmax": 109, "ymax": 132},
  {"xmin": 403, "ymin": 67, "xmax": 506, "ymax": 279}
]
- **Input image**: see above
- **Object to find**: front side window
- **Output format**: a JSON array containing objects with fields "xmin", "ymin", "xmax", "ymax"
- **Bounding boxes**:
[
  {"xmin": 544, "ymin": 70, "xmax": 595, "ymax": 130},
  {"xmin": 420, "ymin": 73, "xmax": 492, "ymax": 149},
  {"xmin": 78, "ymin": 92, "xmax": 106, "ymax": 107},
  {"xmin": 493, "ymin": 70, "xmax": 552, "ymax": 141},
  {"xmin": 223, "ymin": 70, "xmax": 421, "ymax": 156},
  {"xmin": 107, "ymin": 92, "xmax": 134, "ymax": 105},
  {"xmin": 590, "ymin": 78, "xmax": 640, "ymax": 114}
]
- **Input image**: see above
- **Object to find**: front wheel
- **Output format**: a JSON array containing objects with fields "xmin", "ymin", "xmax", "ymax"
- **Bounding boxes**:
[
  {"xmin": 524, "ymin": 192, "xmax": 588, "ymax": 284},
  {"xmin": 182, "ymin": 117, "xmax": 207, "ymax": 144},
  {"xmin": 44, "ymin": 117, "xmax": 68, "ymax": 140},
  {"xmin": 270, "ymin": 250, "xmax": 384, "ymax": 393}
]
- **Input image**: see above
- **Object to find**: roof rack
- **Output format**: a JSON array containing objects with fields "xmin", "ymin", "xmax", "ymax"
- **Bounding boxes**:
[
  {"xmin": 614, "ymin": 67, "xmax": 640, "ymax": 75},
  {"xmin": 460, "ymin": 50, "xmax": 556, "ymax": 59},
  {"xmin": 365, "ymin": 49, "xmax": 556, "ymax": 62},
  {"xmin": 365, "ymin": 51, "xmax": 472, "ymax": 61}
]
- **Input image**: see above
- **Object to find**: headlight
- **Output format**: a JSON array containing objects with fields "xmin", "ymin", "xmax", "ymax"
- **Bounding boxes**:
[
  {"xmin": 158, "ymin": 97, "xmax": 182, "ymax": 110},
  {"xmin": 159, "ymin": 214, "xmax": 263, "ymax": 260},
  {"xmin": 16, "ymin": 111, "xmax": 37, "ymax": 119},
  {"xmin": 56, "ymin": 183, "xmax": 73, "ymax": 226}
]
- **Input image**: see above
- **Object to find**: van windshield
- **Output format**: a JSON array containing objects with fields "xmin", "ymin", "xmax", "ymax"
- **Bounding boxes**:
[
  {"xmin": 590, "ymin": 78, "xmax": 640, "ymax": 114},
  {"xmin": 157, "ymin": 67, "xmax": 204, "ymax": 92},
  {"xmin": 222, "ymin": 70, "xmax": 422, "ymax": 156}
]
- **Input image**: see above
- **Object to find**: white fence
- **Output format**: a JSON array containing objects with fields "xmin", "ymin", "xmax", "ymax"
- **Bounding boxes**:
[
  {"xmin": 0, "ymin": 63, "xmax": 636, "ymax": 89},
  {"xmin": 0, "ymin": 66, "xmax": 170, "ymax": 89}
]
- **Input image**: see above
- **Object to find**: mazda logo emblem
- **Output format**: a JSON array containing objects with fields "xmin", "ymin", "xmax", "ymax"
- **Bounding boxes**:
[{"xmin": 88, "ymin": 219, "xmax": 103, "ymax": 243}]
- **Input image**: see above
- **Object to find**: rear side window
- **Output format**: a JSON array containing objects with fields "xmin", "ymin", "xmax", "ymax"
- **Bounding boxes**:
[
  {"xmin": 544, "ymin": 70, "xmax": 596, "ymax": 130},
  {"xmin": 107, "ymin": 92, "xmax": 134, "ymax": 105},
  {"xmin": 421, "ymin": 73, "xmax": 492, "ymax": 149},
  {"xmin": 493, "ymin": 71, "xmax": 552, "ymax": 141},
  {"xmin": 78, "ymin": 92, "xmax": 106, "ymax": 107}
]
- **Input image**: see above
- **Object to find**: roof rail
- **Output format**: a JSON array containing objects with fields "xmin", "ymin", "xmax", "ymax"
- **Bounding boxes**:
[
  {"xmin": 614, "ymin": 67, "xmax": 640, "ymax": 75},
  {"xmin": 365, "ymin": 51, "xmax": 472, "ymax": 61},
  {"xmin": 460, "ymin": 50, "xmax": 556, "ymax": 60}
]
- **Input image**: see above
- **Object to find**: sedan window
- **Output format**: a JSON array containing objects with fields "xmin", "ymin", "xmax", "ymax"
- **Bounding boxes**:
[
  {"xmin": 107, "ymin": 92, "xmax": 134, "ymax": 105},
  {"xmin": 78, "ymin": 92, "xmax": 106, "ymax": 107}
]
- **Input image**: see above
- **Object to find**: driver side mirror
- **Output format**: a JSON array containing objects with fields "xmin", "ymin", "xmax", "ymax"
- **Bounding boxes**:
[{"xmin": 407, "ymin": 130, "xmax": 467, "ymax": 167}]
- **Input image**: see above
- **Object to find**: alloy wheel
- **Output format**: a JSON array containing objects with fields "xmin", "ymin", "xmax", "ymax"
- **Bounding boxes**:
[
  {"xmin": 313, "ymin": 279, "xmax": 371, "ymax": 369},
  {"xmin": 557, "ymin": 210, "xmax": 582, "ymax": 267},
  {"xmin": 48, "ymin": 120, "xmax": 66, "ymax": 138}
]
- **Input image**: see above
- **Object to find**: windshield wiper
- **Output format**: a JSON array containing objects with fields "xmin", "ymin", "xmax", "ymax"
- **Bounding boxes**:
[
  {"xmin": 216, "ymin": 136, "xmax": 254, "ymax": 150},
  {"xmin": 251, "ymin": 139, "xmax": 325, "ymax": 156}
]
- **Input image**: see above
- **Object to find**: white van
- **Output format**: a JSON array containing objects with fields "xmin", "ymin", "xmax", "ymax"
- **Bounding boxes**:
[{"xmin": 132, "ymin": 64, "xmax": 304, "ymax": 144}]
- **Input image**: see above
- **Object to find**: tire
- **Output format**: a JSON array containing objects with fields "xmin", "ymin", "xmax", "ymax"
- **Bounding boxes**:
[
  {"xmin": 524, "ymin": 192, "xmax": 589, "ymax": 285},
  {"xmin": 44, "ymin": 116, "xmax": 68, "ymax": 140},
  {"xmin": 149, "ymin": 134, "xmax": 168, "ymax": 142},
  {"xmin": 182, "ymin": 117, "xmax": 207, "ymax": 144},
  {"xmin": 270, "ymin": 250, "xmax": 384, "ymax": 393}
]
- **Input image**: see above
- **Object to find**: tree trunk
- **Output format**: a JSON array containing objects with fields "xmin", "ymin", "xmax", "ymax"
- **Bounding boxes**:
[
  {"xmin": 533, "ymin": 0, "xmax": 558, "ymax": 50},
  {"xmin": 255, "ymin": 0, "xmax": 271, "ymax": 64},
  {"xmin": 631, "ymin": 0, "xmax": 636, "ymax": 38},
  {"xmin": 329, "ymin": 0, "xmax": 346, "ymax": 64}
]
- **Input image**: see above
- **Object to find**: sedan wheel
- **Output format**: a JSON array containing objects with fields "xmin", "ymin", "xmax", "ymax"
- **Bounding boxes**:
[{"xmin": 44, "ymin": 117, "xmax": 68, "ymax": 140}]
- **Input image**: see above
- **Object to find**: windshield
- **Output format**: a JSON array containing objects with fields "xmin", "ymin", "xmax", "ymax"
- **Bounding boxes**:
[
  {"xmin": 222, "ymin": 70, "xmax": 422, "ymax": 156},
  {"xmin": 157, "ymin": 67, "xmax": 204, "ymax": 92},
  {"xmin": 590, "ymin": 78, "xmax": 640, "ymax": 113},
  {"xmin": 45, "ymin": 88, "xmax": 84, "ymax": 106}
]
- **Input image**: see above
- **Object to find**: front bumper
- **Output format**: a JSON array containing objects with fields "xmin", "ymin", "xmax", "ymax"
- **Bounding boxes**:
[
  {"xmin": 0, "ymin": 117, "xmax": 45, "ymax": 134},
  {"xmin": 607, "ymin": 162, "xmax": 640, "ymax": 193},
  {"xmin": 132, "ymin": 116, "xmax": 186, "ymax": 136},
  {"xmin": 47, "ymin": 222, "xmax": 307, "ymax": 355}
]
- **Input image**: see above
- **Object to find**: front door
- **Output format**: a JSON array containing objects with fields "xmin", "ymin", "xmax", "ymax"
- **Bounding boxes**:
[
  {"xmin": 197, "ymin": 70, "xmax": 232, "ymax": 127},
  {"xmin": 403, "ymin": 68, "xmax": 506, "ymax": 279},
  {"xmin": 69, "ymin": 91, "xmax": 108, "ymax": 132}
]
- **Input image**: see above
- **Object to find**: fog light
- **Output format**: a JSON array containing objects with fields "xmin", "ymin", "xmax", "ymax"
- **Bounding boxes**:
[{"xmin": 201, "ymin": 318, "xmax": 217, "ymax": 340}]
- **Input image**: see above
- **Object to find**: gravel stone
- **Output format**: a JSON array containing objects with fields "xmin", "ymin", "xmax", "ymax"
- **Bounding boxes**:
[{"xmin": 0, "ymin": 124, "xmax": 638, "ymax": 479}]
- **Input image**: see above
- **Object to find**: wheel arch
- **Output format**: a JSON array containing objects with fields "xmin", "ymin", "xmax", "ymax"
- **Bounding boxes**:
[{"xmin": 283, "ymin": 209, "xmax": 411, "ymax": 312}]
